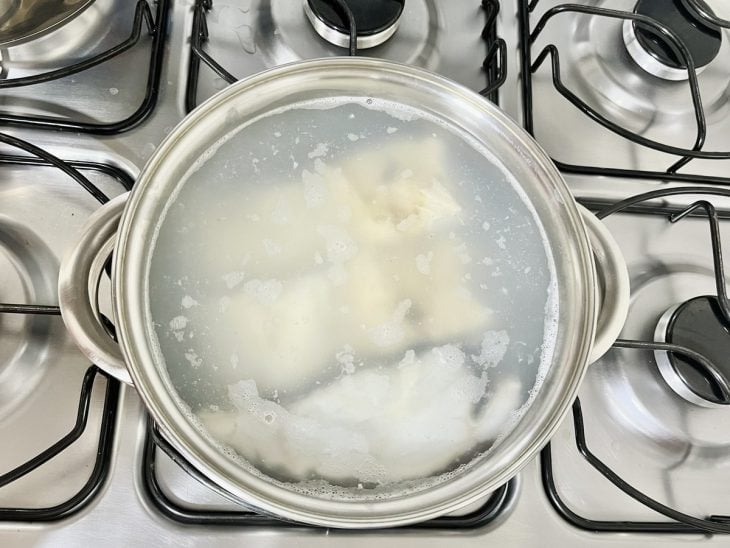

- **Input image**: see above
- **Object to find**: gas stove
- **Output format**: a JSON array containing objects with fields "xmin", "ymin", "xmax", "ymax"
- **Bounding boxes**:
[{"xmin": 1, "ymin": 0, "xmax": 730, "ymax": 545}]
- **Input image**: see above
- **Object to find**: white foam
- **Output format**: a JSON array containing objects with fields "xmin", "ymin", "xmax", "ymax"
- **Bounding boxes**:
[
  {"xmin": 243, "ymin": 278, "xmax": 283, "ymax": 305},
  {"xmin": 151, "ymin": 366, "xmax": 523, "ymax": 502},
  {"xmin": 181, "ymin": 295, "xmax": 199, "ymax": 309},
  {"xmin": 415, "ymin": 251, "xmax": 433, "ymax": 275},
  {"xmin": 222, "ymin": 271, "xmax": 245, "ymax": 289},
  {"xmin": 169, "ymin": 315, "xmax": 188, "ymax": 330},
  {"xmin": 302, "ymin": 167, "xmax": 328, "ymax": 208},
  {"xmin": 472, "ymin": 330, "xmax": 510, "ymax": 368},
  {"xmin": 184, "ymin": 349, "xmax": 202, "ymax": 368},
  {"xmin": 335, "ymin": 346, "xmax": 356, "ymax": 374},
  {"xmin": 196, "ymin": 342, "xmax": 521, "ymax": 488},
  {"xmin": 307, "ymin": 142, "xmax": 329, "ymax": 159},
  {"xmin": 432, "ymin": 344, "xmax": 465, "ymax": 369}
]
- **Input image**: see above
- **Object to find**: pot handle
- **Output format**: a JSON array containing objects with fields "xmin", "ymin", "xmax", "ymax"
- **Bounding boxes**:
[
  {"xmin": 59, "ymin": 193, "xmax": 132, "ymax": 384},
  {"xmin": 578, "ymin": 205, "xmax": 630, "ymax": 363}
]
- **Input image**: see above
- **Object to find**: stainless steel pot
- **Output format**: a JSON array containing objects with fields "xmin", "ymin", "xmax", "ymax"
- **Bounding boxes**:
[
  {"xmin": 0, "ymin": 0, "xmax": 94, "ymax": 47},
  {"xmin": 58, "ymin": 58, "xmax": 629, "ymax": 528}
]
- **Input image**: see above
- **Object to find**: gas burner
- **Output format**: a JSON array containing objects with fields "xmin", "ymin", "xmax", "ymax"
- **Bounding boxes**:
[
  {"xmin": 654, "ymin": 295, "xmax": 730, "ymax": 407},
  {"xmin": 304, "ymin": 0, "xmax": 405, "ymax": 50},
  {"xmin": 0, "ymin": 218, "xmax": 59, "ymax": 420},
  {"xmin": 0, "ymin": 0, "xmax": 94, "ymax": 47},
  {"xmin": 623, "ymin": 0, "xmax": 722, "ymax": 81}
]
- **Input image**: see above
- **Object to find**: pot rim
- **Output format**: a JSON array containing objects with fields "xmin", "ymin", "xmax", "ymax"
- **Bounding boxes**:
[{"xmin": 114, "ymin": 57, "xmax": 596, "ymax": 528}]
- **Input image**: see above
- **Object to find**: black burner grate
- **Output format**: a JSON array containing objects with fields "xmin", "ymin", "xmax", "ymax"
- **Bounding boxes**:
[
  {"xmin": 0, "ymin": 367, "xmax": 119, "ymax": 521},
  {"xmin": 0, "ymin": 0, "xmax": 169, "ymax": 134},
  {"xmin": 0, "ymin": 140, "xmax": 131, "ymax": 520},
  {"xmin": 519, "ymin": 0, "xmax": 730, "ymax": 186},
  {"xmin": 542, "ymin": 187, "xmax": 730, "ymax": 534}
]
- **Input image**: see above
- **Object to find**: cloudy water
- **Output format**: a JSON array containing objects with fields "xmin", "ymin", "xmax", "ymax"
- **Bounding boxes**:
[{"xmin": 146, "ymin": 98, "xmax": 557, "ymax": 495}]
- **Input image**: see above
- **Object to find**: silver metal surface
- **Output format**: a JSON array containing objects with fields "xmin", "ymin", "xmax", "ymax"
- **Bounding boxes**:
[
  {"xmin": 1, "ymin": 0, "xmax": 729, "ymax": 543},
  {"xmin": 0, "ymin": 159, "xmax": 125, "ymax": 510},
  {"xmin": 520, "ymin": 0, "xmax": 730, "ymax": 199},
  {"xmin": 4, "ymin": 390, "xmax": 729, "ymax": 546},
  {"xmin": 622, "ymin": 19, "xmax": 707, "ymax": 81},
  {"xmin": 551, "ymin": 209, "xmax": 730, "ymax": 525},
  {"xmin": 302, "ymin": 0, "xmax": 399, "ymax": 49},
  {"xmin": 187, "ymin": 0, "xmax": 490, "ymax": 108},
  {"xmin": 0, "ymin": 0, "xmax": 167, "ymax": 154},
  {"xmin": 113, "ymin": 58, "xmax": 596, "ymax": 528},
  {"xmin": 0, "ymin": 0, "xmax": 94, "ymax": 47},
  {"xmin": 690, "ymin": 0, "xmax": 730, "ymax": 25},
  {"xmin": 59, "ymin": 193, "xmax": 130, "ymax": 385},
  {"xmin": 0, "ymin": 215, "xmax": 57, "ymax": 419}
]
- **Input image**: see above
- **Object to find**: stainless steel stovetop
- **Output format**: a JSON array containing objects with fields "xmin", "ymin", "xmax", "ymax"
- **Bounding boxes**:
[{"xmin": 1, "ymin": 0, "xmax": 730, "ymax": 545}]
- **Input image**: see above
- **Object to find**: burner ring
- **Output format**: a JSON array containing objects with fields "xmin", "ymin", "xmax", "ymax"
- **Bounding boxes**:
[
  {"xmin": 622, "ymin": 0, "xmax": 722, "ymax": 81},
  {"xmin": 304, "ymin": 0, "xmax": 405, "ymax": 50},
  {"xmin": 654, "ymin": 295, "xmax": 730, "ymax": 408}
]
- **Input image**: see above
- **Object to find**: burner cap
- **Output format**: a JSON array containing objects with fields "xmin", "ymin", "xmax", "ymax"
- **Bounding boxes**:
[
  {"xmin": 654, "ymin": 295, "xmax": 730, "ymax": 407},
  {"xmin": 304, "ymin": 0, "xmax": 405, "ymax": 50},
  {"xmin": 623, "ymin": 0, "xmax": 722, "ymax": 80}
]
